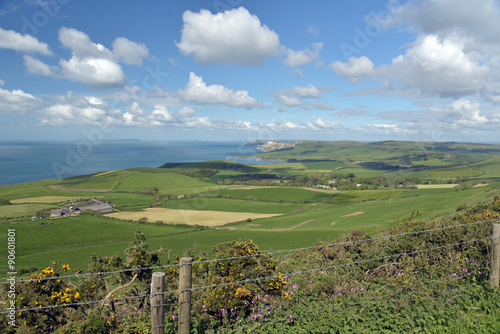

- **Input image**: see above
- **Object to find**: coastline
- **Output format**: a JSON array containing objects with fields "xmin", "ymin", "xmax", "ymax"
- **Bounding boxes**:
[
  {"xmin": 236, "ymin": 155, "xmax": 288, "ymax": 163},
  {"xmin": 0, "ymin": 140, "xmax": 266, "ymax": 187}
]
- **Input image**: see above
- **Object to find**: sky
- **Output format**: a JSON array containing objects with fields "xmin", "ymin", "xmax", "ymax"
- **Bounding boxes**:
[{"xmin": 0, "ymin": 0, "xmax": 499, "ymax": 143}]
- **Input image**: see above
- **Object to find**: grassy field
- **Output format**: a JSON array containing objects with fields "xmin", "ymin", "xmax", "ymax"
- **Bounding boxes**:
[
  {"xmin": 54, "ymin": 170, "xmax": 137, "ymax": 190},
  {"xmin": 428, "ymin": 166, "xmax": 484, "ymax": 178},
  {"xmin": 2, "ymin": 140, "xmax": 500, "ymax": 279},
  {"xmin": 160, "ymin": 197, "xmax": 306, "ymax": 214},
  {"xmin": 114, "ymin": 172, "xmax": 214, "ymax": 193},
  {"xmin": 0, "ymin": 203, "xmax": 54, "ymax": 218},
  {"xmin": 203, "ymin": 187, "xmax": 334, "ymax": 202},
  {"xmin": 329, "ymin": 189, "xmax": 405, "ymax": 203}
]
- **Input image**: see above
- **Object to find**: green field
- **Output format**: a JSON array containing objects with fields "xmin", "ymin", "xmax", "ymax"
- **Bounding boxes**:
[
  {"xmin": 160, "ymin": 197, "xmax": 306, "ymax": 214},
  {"xmin": 329, "ymin": 189, "xmax": 405, "ymax": 203},
  {"xmin": 204, "ymin": 187, "xmax": 334, "ymax": 202},
  {"xmin": 0, "ymin": 203, "xmax": 54, "ymax": 218},
  {"xmin": 2, "ymin": 140, "xmax": 500, "ymax": 279}
]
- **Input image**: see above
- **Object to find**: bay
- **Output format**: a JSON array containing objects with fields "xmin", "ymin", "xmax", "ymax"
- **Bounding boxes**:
[{"xmin": 0, "ymin": 140, "xmax": 282, "ymax": 186}]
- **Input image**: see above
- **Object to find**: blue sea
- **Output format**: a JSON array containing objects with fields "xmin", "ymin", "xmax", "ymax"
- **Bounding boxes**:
[{"xmin": 0, "ymin": 140, "xmax": 281, "ymax": 186}]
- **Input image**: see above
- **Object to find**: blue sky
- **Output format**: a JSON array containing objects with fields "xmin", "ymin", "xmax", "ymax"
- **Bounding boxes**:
[{"xmin": 0, "ymin": 0, "xmax": 499, "ymax": 143}]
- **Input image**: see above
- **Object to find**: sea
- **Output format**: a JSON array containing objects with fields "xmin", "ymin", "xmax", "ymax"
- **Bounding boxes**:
[{"xmin": 0, "ymin": 140, "xmax": 282, "ymax": 187}]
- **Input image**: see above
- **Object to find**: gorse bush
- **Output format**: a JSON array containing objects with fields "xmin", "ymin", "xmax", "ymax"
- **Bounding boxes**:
[{"xmin": 201, "ymin": 240, "xmax": 286, "ymax": 317}]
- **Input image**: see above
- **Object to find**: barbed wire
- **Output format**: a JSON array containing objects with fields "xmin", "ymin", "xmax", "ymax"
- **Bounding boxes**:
[
  {"xmin": 9, "ymin": 218, "xmax": 500, "ymax": 286},
  {"xmin": 0, "ymin": 292, "xmax": 152, "ymax": 315},
  {"xmin": 188, "ymin": 218, "xmax": 498, "ymax": 266},
  {"xmin": 1, "ymin": 236, "xmax": 493, "ymax": 316},
  {"xmin": 0, "ymin": 262, "xmax": 180, "ymax": 285},
  {"xmin": 0, "ymin": 289, "xmax": 179, "ymax": 316},
  {"xmin": 178, "ymin": 237, "xmax": 491, "ymax": 294},
  {"xmin": 4, "ymin": 218, "xmax": 494, "ymax": 286}
]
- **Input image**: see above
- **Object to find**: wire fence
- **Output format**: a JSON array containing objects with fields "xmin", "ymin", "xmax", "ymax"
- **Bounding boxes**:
[
  {"xmin": 1, "ymin": 218, "xmax": 495, "ymax": 286},
  {"xmin": 2, "ymin": 231, "xmax": 497, "ymax": 315},
  {"xmin": 1, "ymin": 216, "xmax": 498, "ymax": 334}
]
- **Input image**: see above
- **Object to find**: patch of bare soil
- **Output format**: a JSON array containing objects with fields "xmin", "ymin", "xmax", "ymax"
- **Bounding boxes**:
[
  {"xmin": 287, "ymin": 219, "xmax": 314, "ymax": 230},
  {"xmin": 48, "ymin": 185, "xmax": 108, "ymax": 192},
  {"xmin": 342, "ymin": 211, "xmax": 364, "ymax": 217},
  {"xmin": 299, "ymin": 187, "xmax": 334, "ymax": 193}
]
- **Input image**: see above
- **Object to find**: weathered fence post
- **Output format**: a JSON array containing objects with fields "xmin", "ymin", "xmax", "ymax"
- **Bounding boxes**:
[
  {"xmin": 491, "ymin": 224, "xmax": 500, "ymax": 288},
  {"xmin": 178, "ymin": 257, "xmax": 193, "ymax": 334},
  {"xmin": 151, "ymin": 272, "xmax": 165, "ymax": 334}
]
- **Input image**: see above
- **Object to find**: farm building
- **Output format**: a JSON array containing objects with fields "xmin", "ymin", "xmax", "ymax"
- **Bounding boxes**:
[
  {"xmin": 50, "ymin": 208, "xmax": 79, "ymax": 217},
  {"xmin": 50, "ymin": 200, "xmax": 113, "ymax": 218},
  {"xmin": 77, "ymin": 201, "xmax": 113, "ymax": 213}
]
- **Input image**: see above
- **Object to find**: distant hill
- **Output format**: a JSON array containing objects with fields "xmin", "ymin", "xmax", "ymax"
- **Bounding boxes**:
[
  {"xmin": 159, "ymin": 159, "xmax": 261, "ymax": 173},
  {"xmin": 250, "ymin": 141, "xmax": 500, "ymax": 167}
]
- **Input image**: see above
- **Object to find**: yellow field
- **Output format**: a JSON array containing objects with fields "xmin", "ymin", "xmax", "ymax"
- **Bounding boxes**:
[
  {"xmin": 93, "ymin": 170, "xmax": 116, "ymax": 177},
  {"xmin": 10, "ymin": 196, "xmax": 88, "ymax": 204},
  {"xmin": 416, "ymin": 184, "xmax": 457, "ymax": 189},
  {"xmin": 106, "ymin": 208, "xmax": 282, "ymax": 226}
]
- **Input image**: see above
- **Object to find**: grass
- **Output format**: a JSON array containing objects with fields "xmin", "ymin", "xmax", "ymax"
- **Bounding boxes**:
[
  {"xmin": 159, "ymin": 159, "xmax": 261, "ymax": 173},
  {"xmin": 54, "ymin": 170, "xmax": 137, "ymax": 190},
  {"xmin": 204, "ymin": 187, "xmax": 334, "ymax": 202},
  {"xmin": 0, "ymin": 203, "xmax": 54, "ymax": 218},
  {"xmin": 428, "ymin": 166, "xmax": 484, "ymax": 178},
  {"xmin": 114, "ymin": 172, "xmax": 214, "ymax": 193},
  {"xmin": 329, "ymin": 189, "xmax": 405, "ymax": 203},
  {"xmin": 388, "ymin": 170, "xmax": 431, "ymax": 178},
  {"xmin": 0, "ymin": 227, "xmax": 355, "ymax": 277},
  {"xmin": 0, "ymin": 215, "xmax": 197, "ymax": 276},
  {"xmin": 301, "ymin": 161, "xmax": 348, "ymax": 170},
  {"xmin": 470, "ymin": 157, "xmax": 500, "ymax": 181},
  {"xmin": 160, "ymin": 197, "xmax": 306, "ymax": 214}
]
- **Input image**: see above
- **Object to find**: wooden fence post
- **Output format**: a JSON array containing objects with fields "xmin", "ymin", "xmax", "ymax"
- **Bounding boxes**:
[
  {"xmin": 491, "ymin": 224, "xmax": 500, "ymax": 288},
  {"xmin": 151, "ymin": 272, "xmax": 165, "ymax": 334},
  {"xmin": 178, "ymin": 257, "xmax": 193, "ymax": 334}
]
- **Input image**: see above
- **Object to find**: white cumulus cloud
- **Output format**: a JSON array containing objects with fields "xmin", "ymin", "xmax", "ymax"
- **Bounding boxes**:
[
  {"xmin": 272, "ymin": 83, "xmax": 334, "ymax": 109},
  {"xmin": 59, "ymin": 56, "xmax": 126, "ymax": 89},
  {"xmin": 176, "ymin": 7, "xmax": 281, "ymax": 65},
  {"xmin": 0, "ymin": 87, "xmax": 42, "ymax": 112},
  {"xmin": 284, "ymin": 43, "xmax": 323, "ymax": 67},
  {"xmin": 380, "ymin": 35, "xmax": 488, "ymax": 98},
  {"xmin": 309, "ymin": 101, "xmax": 336, "ymax": 111},
  {"xmin": 23, "ymin": 55, "xmax": 53, "ymax": 76},
  {"xmin": 58, "ymin": 27, "xmax": 126, "ymax": 88},
  {"xmin": 24, "ymin": 28, "xmax": 151, "ymax": 88},
  {"xmin": 112, "ymin": 37, "xmax": 150, "ymax": 66},
  {"xmin": 434, "ymin": 99, "xmax": 488, "ymax": 127},
  {"xmin": 275, "ymin": 95, "xmax": 304, "ymax": 107},
  {"xmin": 351, "ymin": 0, "xmax": 499, "ymax": 100},
  {"xmin": 179, "ymin": 72, "xmax": 261, "ymax": 108},
  {"xmin": 333, "ymin": 35, "xmax": 488, "ymax": 98},
  {"xmin": 330, "ymin": 56, "xmax": 375, "ymax": 83},
  {"xmin": 0, "ymin": 27, "xmax": 52, "ymax": 55},
  {"xmin": 307, "ymin": 118, "xmax": 341, "ymax": 130}
]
